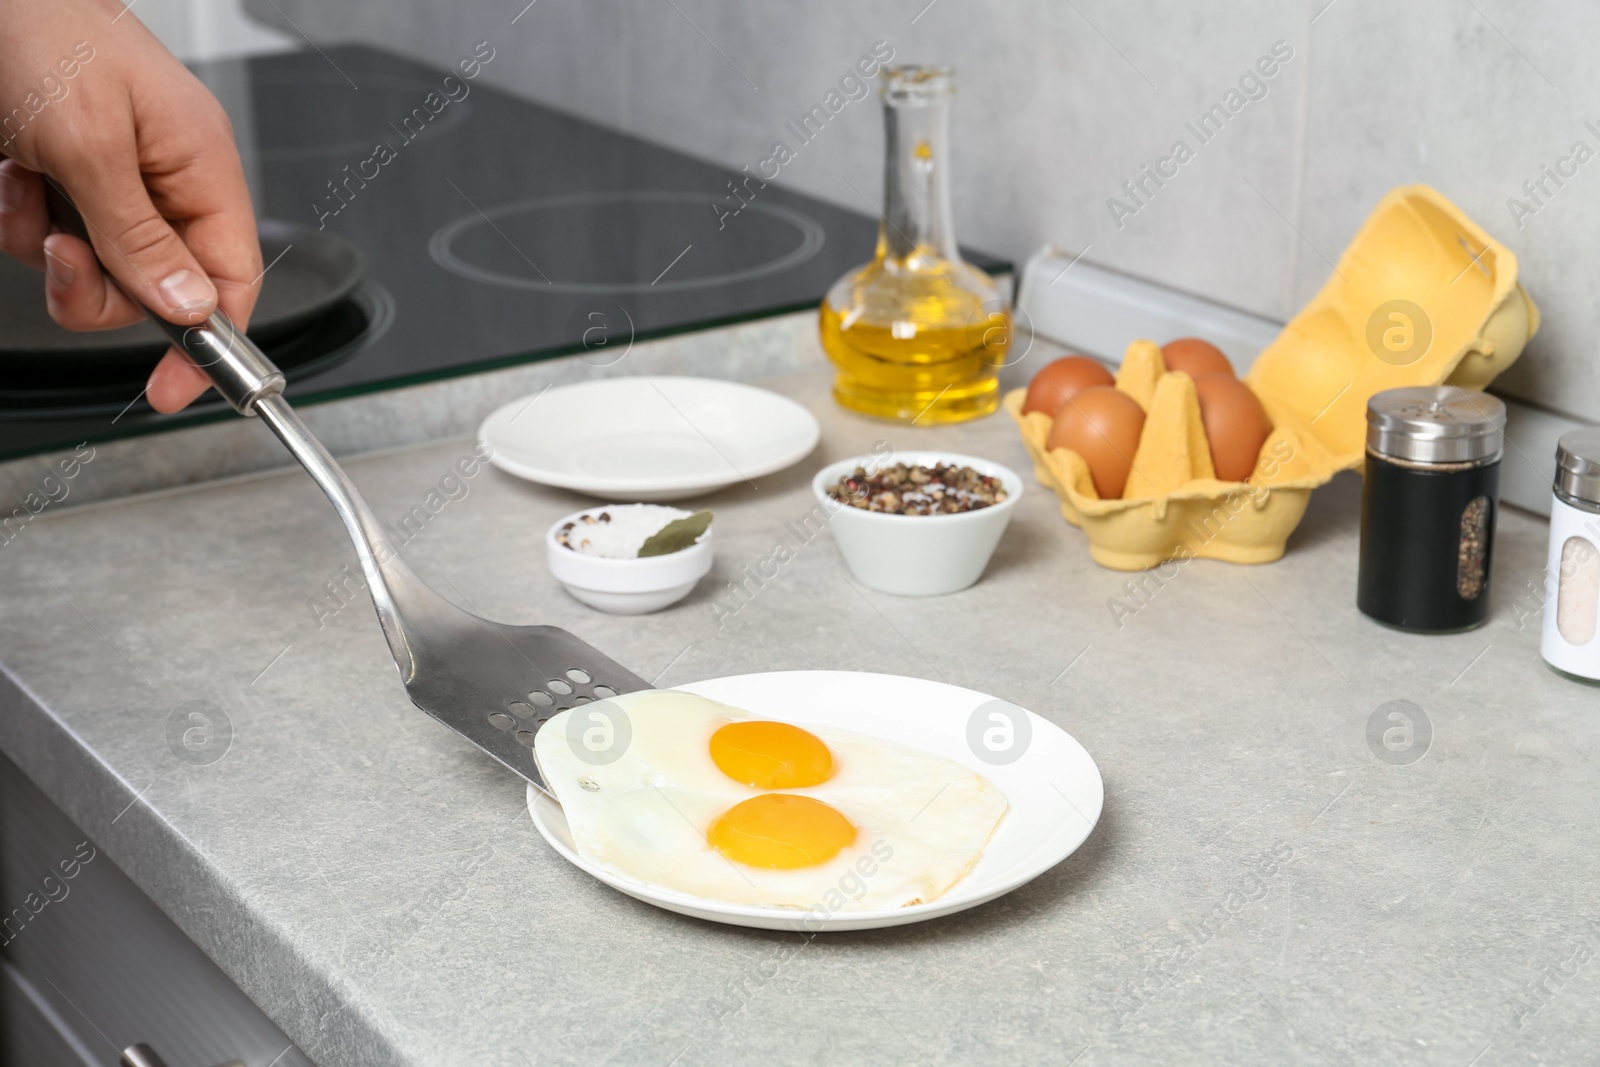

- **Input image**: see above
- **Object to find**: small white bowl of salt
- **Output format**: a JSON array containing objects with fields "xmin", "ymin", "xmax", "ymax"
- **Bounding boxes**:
[{"xmin": 546, "ymin": 504, "xmax": 713, "ymax": 615}]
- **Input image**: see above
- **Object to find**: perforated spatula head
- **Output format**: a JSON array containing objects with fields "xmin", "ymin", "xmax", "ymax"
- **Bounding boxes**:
[{"xmin": 396, "ymin": 610, "xmax": 651, "ymax": 791}]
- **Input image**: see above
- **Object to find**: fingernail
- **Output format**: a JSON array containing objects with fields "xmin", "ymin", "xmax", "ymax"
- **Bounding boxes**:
[
  {"xmin": 0, "ymin": 169, "xmax": 24, "ymax": 213},
  {"xmin": 43, "ymin": 246, "xmax": 75, "ymax": 288},
  {"xmin": 159, "ymin": 269, "xmax": 215, "ymax": 319}
]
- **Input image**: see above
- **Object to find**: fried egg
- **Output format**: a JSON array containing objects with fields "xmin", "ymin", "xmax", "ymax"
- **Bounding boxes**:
[{"xmin": 534, "ymin": 689, "xmax": 1007, "ymax": 912}]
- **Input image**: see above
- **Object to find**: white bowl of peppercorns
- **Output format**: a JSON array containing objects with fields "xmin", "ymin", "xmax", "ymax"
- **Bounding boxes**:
[{"xmin": 812, "ymin": 452, "xmax": 1023, "ymax": 596}]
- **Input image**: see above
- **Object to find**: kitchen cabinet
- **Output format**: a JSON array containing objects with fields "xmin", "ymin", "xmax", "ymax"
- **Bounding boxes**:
[{"xmin": 0, "ymin": 753, "xmax": 313, "ymax": 1067}]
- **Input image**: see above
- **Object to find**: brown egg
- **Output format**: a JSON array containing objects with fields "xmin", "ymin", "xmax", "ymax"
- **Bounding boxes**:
[
  {"xmin": 1161, "ymin": 337, "xmax": 1235, "ymax": 379},
  {"xmin": 1047, "ymin": 385, "xmax": 1147, "ymax": 499},
  {"xmin": 1022, "ymin": 356, "xmax": 1116, "ymax": 416},
  {"xmin": 1193, "ymin": 373, "xmax": 1272, "ymax": 482}
]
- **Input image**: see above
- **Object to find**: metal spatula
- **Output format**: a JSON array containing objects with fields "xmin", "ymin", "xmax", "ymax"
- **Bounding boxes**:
[{"xmin": 47, "ymin": 189, "xmax": 649, "ymax": 797}]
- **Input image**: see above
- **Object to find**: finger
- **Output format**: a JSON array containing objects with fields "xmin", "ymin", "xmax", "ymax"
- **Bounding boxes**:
[
  {"xmin": 44, "ymin": 228, "xmax": 218, "ymax": 411},
  {"xmin": 55, "ymin": 132, "xmax": 218, "ymax": 329},
  {"xmin": 159, "ymin": 146, "xmax": 261, "ymax": 330},
  {"xmin": 0, "ymin": 159, "xmax": 48, "ymax": 270},
  {"xmin": 144, "ymin": 143, "xmax": 260, "ymax": 413},
  {"xmin": 43, "ymin": 231, "xmax": 215, "ymax": 410},
  {"xmin": 147, "ymin": 347, "xmax": 213, "ymax": 413},
  {"xmin": 40, "ymin": 231, "xmax": 144, "ymax": 330}
]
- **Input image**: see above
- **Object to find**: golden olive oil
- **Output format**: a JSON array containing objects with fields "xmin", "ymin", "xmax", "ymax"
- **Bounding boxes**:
[
  {"xmin": 819, "ymin": 271, "xmax": 1008, "ymax": 423},
  {"xmin": 820, "ymin": 67, "xmax": 1007, "ymax": 424}
]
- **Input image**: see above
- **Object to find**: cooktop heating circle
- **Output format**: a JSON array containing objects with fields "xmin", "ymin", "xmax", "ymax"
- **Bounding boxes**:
[{"xmin": 427, "ymin": 190, "xmax": 826, "ymax": 294}]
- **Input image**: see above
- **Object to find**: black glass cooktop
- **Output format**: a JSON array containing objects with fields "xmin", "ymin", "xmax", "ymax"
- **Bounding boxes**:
[{"xmin": 0, "ymin": 45, "xmax": 1006, "ymax": 460}]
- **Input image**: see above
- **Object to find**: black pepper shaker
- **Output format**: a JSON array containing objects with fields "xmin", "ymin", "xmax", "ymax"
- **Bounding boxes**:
[{"xmin": 1358, "ymin": 387, "xmax": 1505, "ymax": 633}]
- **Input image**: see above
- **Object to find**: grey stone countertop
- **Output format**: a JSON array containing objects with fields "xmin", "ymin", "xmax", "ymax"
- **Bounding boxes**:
[{"xmin": 2, "ymin": 366, "xmax": 1598, "ymax": 1067}]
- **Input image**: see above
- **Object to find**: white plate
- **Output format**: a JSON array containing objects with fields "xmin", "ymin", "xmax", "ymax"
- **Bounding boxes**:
[
  {"xmin": 480, "ymin": 377, "xmax": 821, "ymax": 501},
  {"xmin": 527, "ymin": 671, "xmax": 1104, "ymax": 931}
]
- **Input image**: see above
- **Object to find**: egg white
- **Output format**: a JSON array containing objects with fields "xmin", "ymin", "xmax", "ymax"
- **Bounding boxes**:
[{"xmin": 534, "ymin": 689, "xmax": 1008, "ymax": 913}]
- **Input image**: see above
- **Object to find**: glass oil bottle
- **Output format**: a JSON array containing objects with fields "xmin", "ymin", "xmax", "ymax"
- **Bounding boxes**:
[{"xmin": 819, "ymin": 66, "xmax": 1009, "ymax": 424}]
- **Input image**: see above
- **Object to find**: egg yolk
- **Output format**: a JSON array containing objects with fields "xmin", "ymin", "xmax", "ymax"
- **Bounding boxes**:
[
  {"xmin": 709, "ymin": 720, "xmax": 835, "ymax": 789},
  {"xmin": 706, "ymin": 794, "xmax": 857, "ymax": 869}
]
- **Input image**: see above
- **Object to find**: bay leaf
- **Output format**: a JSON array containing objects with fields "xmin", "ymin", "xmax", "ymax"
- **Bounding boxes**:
[{"xmin": 638, "ymin": 509, "xmax": 712, "ymax": 557}]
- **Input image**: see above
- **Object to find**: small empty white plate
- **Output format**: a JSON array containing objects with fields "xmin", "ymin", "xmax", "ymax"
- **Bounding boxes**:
[
  {"xmin": 479, "ymin": 377, "xmax": 821, "ymax": 501},
  {"xmin": 527, "ymin": 671, "xmax": 1104, "ymax": 931}
]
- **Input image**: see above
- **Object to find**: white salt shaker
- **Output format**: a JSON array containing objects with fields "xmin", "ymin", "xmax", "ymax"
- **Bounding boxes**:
[{"xmin": 1542, "ymin": 428, "xmax": 1600, "ymax": 682}]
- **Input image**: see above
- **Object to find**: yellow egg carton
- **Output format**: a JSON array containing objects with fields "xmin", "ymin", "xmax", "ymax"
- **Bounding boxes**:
[{"xmin": 1007, "ymin": 185, "xmax": 1541, "ymax": 570}]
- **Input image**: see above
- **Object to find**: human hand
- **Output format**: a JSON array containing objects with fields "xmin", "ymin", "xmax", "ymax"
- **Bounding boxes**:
[{"xmin": 0, "ymin": 0, "xmax": 261, "ymax": 412}]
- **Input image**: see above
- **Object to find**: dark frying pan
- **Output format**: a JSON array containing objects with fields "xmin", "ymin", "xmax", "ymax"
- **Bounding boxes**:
[{"xmin": 0, "ymin": 219, "xmax": 364, "ymax": 388}]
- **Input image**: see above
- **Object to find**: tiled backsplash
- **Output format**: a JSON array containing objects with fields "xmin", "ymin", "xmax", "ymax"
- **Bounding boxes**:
[{"xmin": 248, "ymin": 0, "xmax": 1595, "ymax": 422}]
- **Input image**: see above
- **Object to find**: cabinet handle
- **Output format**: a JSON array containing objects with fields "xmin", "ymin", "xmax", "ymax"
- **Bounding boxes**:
[
  {"xmin": 120, "ymin": 1047, "xmax": 169, "ymax": 1067},
  {"xmin": 121, "ymin": 1044, "xmax": 243, "ymax": 1067}
]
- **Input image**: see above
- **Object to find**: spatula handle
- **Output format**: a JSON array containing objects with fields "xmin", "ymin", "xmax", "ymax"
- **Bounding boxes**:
[
  {"xmin": 144, "ymin": 309, "xmax": 286, "ymax": 415},
  {"xmin": 42, "ymin": 180, "xmax": 285, "ymax": 415},
  {"xmin": 43, "ymin": 179, "xmax": 425, "ymax": 686}
]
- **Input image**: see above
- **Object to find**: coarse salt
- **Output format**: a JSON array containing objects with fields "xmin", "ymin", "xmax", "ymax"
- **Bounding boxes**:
[{"xmin": 554, "ymin": 504, "xmax": 695, "ymax": 559}]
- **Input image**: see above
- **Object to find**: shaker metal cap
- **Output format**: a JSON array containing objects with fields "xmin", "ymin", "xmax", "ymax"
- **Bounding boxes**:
[
  {"xmin": 881, "ymin": 65, "xmax": 954, "ymax": 103},
  {"xmin": 1555, "ymin": 427, "xmax": 1600, "ymax": 504},
  {"xmin": 1365, "ymin": 386, "xmax": 1506, "ymax": 465}
]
